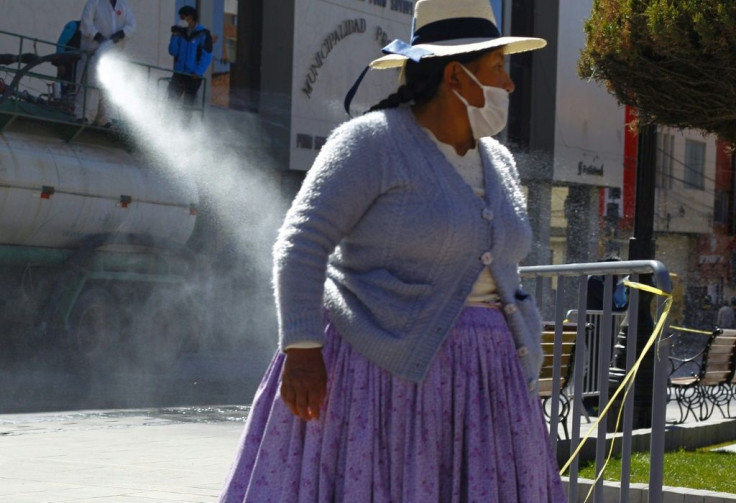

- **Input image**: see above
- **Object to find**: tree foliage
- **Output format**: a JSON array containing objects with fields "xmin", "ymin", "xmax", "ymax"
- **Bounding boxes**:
[{"xmin": 578, "ymin": 0, "xmax": 736, "ymax": 142}]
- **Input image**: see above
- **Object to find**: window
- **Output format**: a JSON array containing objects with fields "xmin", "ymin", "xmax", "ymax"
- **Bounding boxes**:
[
  {"xmin": 684, "ymin": 139, "xmax": 705, "ymax": 190},
  {"xmin": 714, "ymin": 190, "xmax": 728, "ymax": 225},
  {"xmin": 656, "ymin": 133, "xmax": 674, "ymax": 188}
]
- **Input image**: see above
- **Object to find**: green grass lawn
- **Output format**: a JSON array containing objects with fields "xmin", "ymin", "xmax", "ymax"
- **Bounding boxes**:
[{"xmin": 572, "ymin": 446, "xmax": 736, "ymax": 494}]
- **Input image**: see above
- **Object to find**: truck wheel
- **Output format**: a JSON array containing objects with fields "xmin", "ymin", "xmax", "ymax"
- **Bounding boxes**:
[
  {"xmin": 130, "ymin": 290, "xmax": 196, "ymax": 370},
  {"xmin": 68, "ymin": 287, "xmax": 122, "ymax": 362}
]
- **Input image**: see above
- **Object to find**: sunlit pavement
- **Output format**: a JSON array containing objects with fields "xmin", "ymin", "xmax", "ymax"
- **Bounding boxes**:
[
  {"xmin": 0, "ymin": 406, "xmax": 249, "ymax": 502},
  {"xmin": 1, "ymin": 401, "xmax": 735, "ymax": 502}
]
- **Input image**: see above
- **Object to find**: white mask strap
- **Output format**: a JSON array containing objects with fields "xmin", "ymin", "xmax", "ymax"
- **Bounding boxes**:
[
  {"xmin": 452, "ymin": 64, "xmax": 485, "ymax": 107},
  {"xmin": 458, "ymin": 64, "xmax": 484, "ymax": 89},
  {"xmin": 452, "ymin": 89, "xmax": 470, "ymax": 107}
]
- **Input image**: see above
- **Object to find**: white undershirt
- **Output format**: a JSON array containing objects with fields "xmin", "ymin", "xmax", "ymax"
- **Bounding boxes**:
[{"xmin": 422, "ymin": 128, "xmax": 500, "ymax": 304}]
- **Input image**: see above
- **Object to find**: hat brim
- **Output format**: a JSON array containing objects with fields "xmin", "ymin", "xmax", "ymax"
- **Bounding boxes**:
[{"xmin": 369, "ymin": 36, "xmax": 546, "ymax": 69}]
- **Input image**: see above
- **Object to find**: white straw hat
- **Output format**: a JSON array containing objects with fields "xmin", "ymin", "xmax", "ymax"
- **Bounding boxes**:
[{"xmin": 369, "ymin": 0, "xmax": 547, "ymax": 70}]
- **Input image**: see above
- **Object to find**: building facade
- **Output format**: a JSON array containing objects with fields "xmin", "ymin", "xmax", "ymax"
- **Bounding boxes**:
[{"xmin": 506, "ymin": 0, "xmax": 734, "ymax": 327}]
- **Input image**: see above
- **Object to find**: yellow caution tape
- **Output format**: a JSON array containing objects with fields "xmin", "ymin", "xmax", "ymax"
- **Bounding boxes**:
[
  {"xmin": 669, "ymin": 325, "xmax": 713, "ymax": 336},
  {"xmin": 560, "ymin": 280, "xmax": 673, "ymax": 500}
]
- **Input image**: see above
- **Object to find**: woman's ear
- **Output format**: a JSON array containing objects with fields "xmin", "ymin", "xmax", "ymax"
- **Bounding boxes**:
[{"xmin": 443, "ymin": 61, "xmax": 463, "ymax": 91}]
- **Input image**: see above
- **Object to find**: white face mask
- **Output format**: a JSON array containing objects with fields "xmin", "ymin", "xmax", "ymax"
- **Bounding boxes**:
[
  {"xmin": 453, "ymin": 64, "xmax": 509, "ymax": 139},
  {"xmin": 179, "ymin": 19, "xmax": 189, "ymax": 28}
]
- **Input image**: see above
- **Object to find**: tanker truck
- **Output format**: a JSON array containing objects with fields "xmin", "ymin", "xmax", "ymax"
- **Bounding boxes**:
[
  {"xmin": 0, "ymin": 31, "xmax": 204, "ymax": 369},
  {"xmin": 0, "ymin": 130, "xmax": 202, "ymax": 368}
]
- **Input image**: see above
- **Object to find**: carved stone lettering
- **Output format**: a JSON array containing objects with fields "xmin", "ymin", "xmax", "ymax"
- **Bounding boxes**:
[{"xmin": 302, "ymin": 19, "xmax": 367, "ymax": 99}]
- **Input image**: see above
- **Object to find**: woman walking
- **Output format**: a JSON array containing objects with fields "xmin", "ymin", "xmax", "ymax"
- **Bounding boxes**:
[{"xmin": 221, "ymin": 0, "xmax": 566, "ymax": 500}]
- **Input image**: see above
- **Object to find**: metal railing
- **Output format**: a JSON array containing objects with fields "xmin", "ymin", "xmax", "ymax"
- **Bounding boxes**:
[
  {"xmin": 566, "ymin": 309, "xmax": 627, "ymax": 400},
  {"xmin": 0, "ymin": 28, "xmax": 206, "ymax": 136},
  {"xmin": 520, "ymin": 260, "xmax": 673, "ymax": 503}
]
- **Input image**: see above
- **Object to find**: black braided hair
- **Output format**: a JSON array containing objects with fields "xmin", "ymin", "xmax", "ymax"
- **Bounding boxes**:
[
  {"xmin": 368, "ymin": 84, "xmax": 415, "ymax": 112},
  {"xmin": 368, "ymin": 48, "xmax": 498, "ymax": 112}
]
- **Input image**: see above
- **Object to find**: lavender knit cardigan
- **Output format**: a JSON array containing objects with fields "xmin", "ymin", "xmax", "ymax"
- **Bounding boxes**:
[{"xmin": 273, "ymin": 106, "xmax": 543, "ymax": 390}]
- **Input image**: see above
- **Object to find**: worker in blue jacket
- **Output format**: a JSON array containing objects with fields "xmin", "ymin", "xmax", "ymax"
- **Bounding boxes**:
[{"xmin": 167, "ymin": 6, "xmax": 213, "ymax": 107}]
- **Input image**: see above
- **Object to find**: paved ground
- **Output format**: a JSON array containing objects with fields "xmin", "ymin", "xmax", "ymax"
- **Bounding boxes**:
[
  {"xmin": 2, "ymin": 402, "xmax": 735, "ymax": 503},
  {"xmin": 0, "ymin": 407, "xmax": 249, "ymax": 502}
]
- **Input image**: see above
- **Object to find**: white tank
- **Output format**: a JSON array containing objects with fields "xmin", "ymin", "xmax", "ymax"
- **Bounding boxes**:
[{"xmin": 0, "ymin": 132, "xmax": 197, "ymax": 248}]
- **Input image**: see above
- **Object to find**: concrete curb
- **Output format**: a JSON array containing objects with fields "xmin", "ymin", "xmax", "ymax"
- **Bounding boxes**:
[
  {"xmin": 562, "ymin": 479, "xmax": 736, "ymax": 503},
  {"xmin": 557, "ymin": 417, "xmax": 736, "ymax": 465},
  {"xmin": 558, "ymin": 417, "xmax": 736, "ymax": 501}
]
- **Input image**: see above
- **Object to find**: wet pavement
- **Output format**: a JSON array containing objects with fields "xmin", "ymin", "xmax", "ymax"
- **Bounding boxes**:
[{"xmin": 0, "ymin": 405, "xmax": 251, "ymax": 433}]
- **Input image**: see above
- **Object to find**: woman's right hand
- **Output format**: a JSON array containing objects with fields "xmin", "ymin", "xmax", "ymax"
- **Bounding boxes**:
[{"xmin": 280, "ymin": 348, "xmax": 327, "ymax": 421}]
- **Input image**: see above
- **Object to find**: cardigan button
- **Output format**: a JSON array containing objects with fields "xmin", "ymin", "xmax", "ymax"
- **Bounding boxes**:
[
  {"xmin": 480, "ymin": 251, "xmax": 493, "ymax": 265},
  {"xmin": 517, "ymin": 346, "xmax": 529, "ymax": 357},
  {"xmin": 504, "ymin": 304, "xmax": 517, "ymax": 315},
  {"xmin": 528, "ymin": 380, "xmax": 537, "ymax": 392},
  {"xmin": 482, "ymin": 208, "xmax": 494, "ymax": 220}
]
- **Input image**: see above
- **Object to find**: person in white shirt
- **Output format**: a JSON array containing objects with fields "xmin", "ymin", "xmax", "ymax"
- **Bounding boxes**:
[{"xmin": 74, "ymin": 0, "xmax": 136, "ymax": 127}]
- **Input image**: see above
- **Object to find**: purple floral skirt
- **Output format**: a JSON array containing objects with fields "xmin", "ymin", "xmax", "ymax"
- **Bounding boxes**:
[{"xmin": 220, "ymin": 307, "xmax": 566, "ymax": 502}]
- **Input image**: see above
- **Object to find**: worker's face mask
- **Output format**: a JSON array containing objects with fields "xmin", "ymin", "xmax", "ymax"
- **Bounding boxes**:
[
  {"xmin": 452, "ymin": 64, "xmax": 509, "ymax": 139},
  {"xmin": 179, "ymin": 19, "xmax": 189, "ymax": 28}
]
